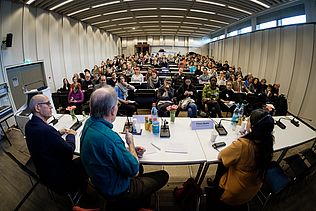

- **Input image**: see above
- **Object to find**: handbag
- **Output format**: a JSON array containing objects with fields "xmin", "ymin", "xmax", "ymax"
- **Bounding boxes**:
[{"xmin": 179, "ymin": 97, "xmax": 195, "ymax": 110}]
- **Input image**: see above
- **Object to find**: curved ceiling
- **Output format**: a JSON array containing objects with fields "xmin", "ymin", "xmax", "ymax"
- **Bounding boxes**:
[{"xmin": 22, "ymin": 0, "xmax": 293, "ymax": 38}]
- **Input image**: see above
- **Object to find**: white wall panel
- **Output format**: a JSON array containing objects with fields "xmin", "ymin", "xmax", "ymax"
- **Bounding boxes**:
[
  {"xmin": 86, "ymin": 25, "xmax": 95, "ymax": 69},
  {"xmin": 49, "ymin": 13, "xmax": 64, "ymax": 90},
  {"xmin": 276, "ymin": 26, "xmax": 296, "ymax": 96},
  {"xmin": 299, "ymin": 25, "xmax": 316, "ymax": 128},
  {"xmin": 232, "ymin": 36, "xmax": 240, "ymax": 67},
  {"xmin": 287, "ymin": 25, "xmax": 314, "ymax": 114},
  {"xmin": 265, "ymin": 28, "xmax": 281, "ymax": 84},
  {"xmin": 258, "ymin": 30, "xmax": 269, "ymax": 79},
  {"xmin": 23, "ymin": 6, "xmax": 37, "ymax": 62},
  {"xmin": 35, "ymin": 8, "xmax": 54, "ymax": 90},
  {"xmin": 225, "ymin": 37, "xmax": 233, "ymax": 64},
  {"xmin": 238, "ymin": 33, "xmax": 251, "ymax": 74},
  {"xmin": 1, "ymin": 1, "xmax": 24, "ymax": 67},
  {"xmin": 249, "ymin": 32, "xmax": 262, "ymax": 76}
]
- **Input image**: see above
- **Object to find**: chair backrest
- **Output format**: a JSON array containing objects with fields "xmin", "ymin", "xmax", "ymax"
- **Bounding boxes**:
[{"xmin": 265, "ymin": 161, "xmax": 290, "ymax": 194}]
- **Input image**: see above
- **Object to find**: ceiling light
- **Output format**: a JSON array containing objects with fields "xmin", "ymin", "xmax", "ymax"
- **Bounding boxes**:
[
  {"xmin": 119, "ymin": 22, "xmax": 137, "ymax": 25},
  {"xmin": 100, "ymin": 24, "xmax": 116, "ymax": 28},
  {"xmin": 130, "ymin": 8, "xmax": 157, "ymax": 11},
  {"xmin": 92, "ymin": 20, "xmax": 110, "ymax": 25},
  {"xmin": 123, "ymin": 0, "xmax": 135, "ymax": 2},
  {"xmin": 132, "ymin": 27, "xmax": 136, "ymax": 30},
  {"xmin": 161, "ymin": 25, "xmax": 178, "ymax": 28},
  {"xmin": 180, "ymin": 26, "xmax": 198, "ymax": 29},
  {"xmin": 178, "ymin": 29, "xmax": 193, "ymax": 32},
  {"xmin": 195, "ymin": 0, "xmax": 225, "ymax": 7},
  {"xmin": 228, "ymin": 6, "xmax": 252, "ymax": 15},
  {"xmin": 250, "ymin": 0, "xmax": 270, "ymax": 8},
  {"xmin": 107, "ymin": 28, "xmax": 123, "ymax": 31},
  {"xmin": 135, "ymin": 15, "xmax": 158, "ymax": 18},
  {"xmin": 183, "ymin": 22, "xmax": 202, "ymax": 25},
  {"xmin": 209, "ymin": 19, "xmax": 229, "ymax": 24},
  {"xmin": 190, "ymin": 9, "xmax": 215, "ymax": 15},
  {"xmin": 103, "ymin": 10, "xmax": 127, "ymax": 16},
  {"xmin": 186, "ymin": 16, "xmax": 208, "ymax": 21},
  {"xmin": 92, "ymin": 1, "xmax": 120, "ymax": 8},
  {"xmin": 81, "ymin": 15, "xmax": 101, "ymax": 21},
  {"xmin": 204, "ymin": 24, "xmax": 221, "ymax": 28},
  {"xmin": 199, "ymin": 27, "xmax": 211, "ymax": 30},
  {"xmin": 26, "ymin": 0, "xmax": 36, "ymax": 4},
  {"xmin": 49, "ymin": 0, "xmax": 73, "ymax": 11},
  {"xmin": 67, "ymin": 8, "xmax": 90, "ymax": 16},
  {"xmin": 216, "ymin": 13, "xmax": 239, "ymax": 20},
  {"xmin": 111, "ymin": 17, "xmax": 133, "ymax": 21},
  {"xmin": 161, "ymin": 21, "xmax": 181, "ymax": 23},
  {"xmin": 160, "ymin": 8, "xmax": 187, "ymax": 11},
  {"xmin": 161, "ymin": 15, "xmax": 184, "ymax": 18},
  {"xmin": 161, "ymin": 29, "xmax": 177, "ymax": 31},
  {"xmin": 142, "ymin": 25, "xmax": 158, "ymax": 28},
  {"xmin": 139, "ymin": 21, "xmax": 159, "ymax": 24}
]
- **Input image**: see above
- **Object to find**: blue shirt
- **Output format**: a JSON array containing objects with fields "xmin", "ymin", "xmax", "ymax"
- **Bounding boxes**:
[{"xmin": 80, "ymin": 117, "xmax": 139, "ymax": 197}]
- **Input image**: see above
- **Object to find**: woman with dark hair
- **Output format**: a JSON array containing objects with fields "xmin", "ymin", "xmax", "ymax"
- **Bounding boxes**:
[
  {"xmin": 209, "ymin": 109, "xmax": 274, "ymax": 209},
  {"xmin": 59, "ymin": 78, "xmax": 71, "ymax": 92}
]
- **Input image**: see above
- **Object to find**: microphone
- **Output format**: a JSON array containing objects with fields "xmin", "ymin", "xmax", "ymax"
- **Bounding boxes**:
[
  {"xmin": 275, "ymin": 118, "xmax": 286, "ymax": 129},
  {"xmin": 123, "ymin": 116, "xmax": 133, "ymax": 133},
  {"xmin": 290, "ymin": 118, "xmax": 299, "ymax": 127},
  {"xmin": 287, "ymin": 111, "xmax": 314, "ymax": 130},
  {"xmin": 49, "ymin": 116, "xmax": 58, "ymax": 125},
  {"xmin": 70, "ymin": 115, "xmax": 82, "ymax": 131},
  {"xmin": 214, "ymin": 119, "xmax": 231, "ymax": 136}
]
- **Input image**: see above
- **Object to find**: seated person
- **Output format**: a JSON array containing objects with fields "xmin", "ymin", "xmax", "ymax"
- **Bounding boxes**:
[
  {"xmin": 80, "ymin": 87, "xmax": 169, "ymax": 210},
  {"xmin": 25, "ymin": 94, "xmax": 87, "ymax": 193},
  {"xmin": 249, "ymin": 77, "xmax": 262, "ymax": 94},
  {"xmin": 199, "ymin": 67, "xmax": 210, "ymax": 84},
  {"xmin": 68, "ymin": 84, "xmax": 84, "ymax": 114},
  {"xmin": 157, "ymin": 78, "xmax": 175, "ymax": 117},
  {"xmin": 147, "ymin": 69, "xmax": 160, "ymax": 89},
  {"xmin": 94, "ymin": 74, "xmax": 107, "ymax": 90},
  {"xmin": 232, "ymin": 75, "xmax": 250, "ymax": 93},
  {"xmin": 210, "ymin": 109, "xmax": 274, "ymax": 209},
  {"xmin": 107, "ymin": 72, "xmax": 117, "ymax": 87},
  {"xmin": 82, "ymin": 71, "xmax": 94, "ymax": 90},
  {"xmin": 115, "ymin": 75, "xmax": 137, "ymax": 116},
  {"xmin": 131, "ymin": 66, "xmax": 144, "ymax": 83},
  {"xmin": 176, "ymin": 76, "xmax": 197, "ymax": 118},
  {"xmin": 173, "ymin": 67, "xmax": 185, "ymax": 87},
  {"xmin": 202, "ymin": 77, "xmax": 223, "ymax": 118},
  {"xmin": 58, "ymin": 78, "xmax": 71, "ymax": 92},
  {"xmin": 219, "ymin": 80, "xmax": 236, "ymax": 113},
  {"xmin": 145, "ymin": 67, "xmax": 153, "ymax": 81}
]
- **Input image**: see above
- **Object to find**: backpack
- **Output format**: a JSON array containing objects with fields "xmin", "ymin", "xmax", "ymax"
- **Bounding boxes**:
[
  {"xmin": 275, "ymin": 94, "xmax": 288, "ymax": 116},
  {"xmin": 173, "ymin": 178, "xmax": 202, "ymax": 211}
]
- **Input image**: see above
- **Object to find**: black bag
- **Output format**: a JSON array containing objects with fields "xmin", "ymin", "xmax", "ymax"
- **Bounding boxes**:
[
  {"xmin": 275, "ymin": 94, "xmax": 288, "ymax": 116},
  {"xmin": 173, "ymin": 178, "xmax": 202, "ymax": 211}
]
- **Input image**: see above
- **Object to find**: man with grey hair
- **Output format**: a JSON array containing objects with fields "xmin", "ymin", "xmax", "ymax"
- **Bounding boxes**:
[
  {"xmin": 80, "ymin": 87, "xmax": 169, "ymax": 210},
  {"xmin": 25, "ymin": 94, "xmax": 87, "ymax": 193}
]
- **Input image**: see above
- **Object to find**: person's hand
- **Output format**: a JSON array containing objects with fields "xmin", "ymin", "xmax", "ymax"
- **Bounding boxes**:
[
  {"xmin": 184, "ymin": 91, "xmax": 188, "ymax": 96},
  {"xmin": 59, "ymin": 128, "xmax": 67, "ymax": 135},
  {"xmin": 125, "ymin": 130, "xmax": 134, "ymax": 146},
  {"xmin": 67, "ymin": 129, "xmax": 77, "ymax": 135}
]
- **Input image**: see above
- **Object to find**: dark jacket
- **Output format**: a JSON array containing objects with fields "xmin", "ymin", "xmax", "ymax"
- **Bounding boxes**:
[
  {"xmin": 176, "ymin": 84, "xmax": 197, "ymax": 102},
  {"xmin": 25, "ymin": 115, "xmax": 77, "ymax": 193}
]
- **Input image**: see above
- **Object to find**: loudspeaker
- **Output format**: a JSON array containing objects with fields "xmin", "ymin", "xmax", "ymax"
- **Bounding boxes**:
[{"xmin": 6, "ymin": 33, "xmax": 13, "ymax": 47}]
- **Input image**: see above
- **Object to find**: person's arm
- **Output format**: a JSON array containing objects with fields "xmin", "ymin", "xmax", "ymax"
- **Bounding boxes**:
[
  {"xmin": 125, "ymin": 131, "xmax": 139, "ymax": 162},
  {"xmin": 50, "ymin": 127, "xmax": 76, "ymax": 160},
  {"xmin": 77, "ymin": 90, "xmax": 84, "ymax": 103},
  {"xmin": 217, "ymin": 139, "xmax": 242, "ymax": 167}
]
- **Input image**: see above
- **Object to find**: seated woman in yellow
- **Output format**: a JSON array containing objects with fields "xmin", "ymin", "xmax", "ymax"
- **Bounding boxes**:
[{"xmin": 211, "ymin": 109, "xmax": 274, "ymax": 209}]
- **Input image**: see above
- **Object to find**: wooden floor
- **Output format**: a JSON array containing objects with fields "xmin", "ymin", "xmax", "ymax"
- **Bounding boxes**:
[{"xmin": 1, "ymin": 126, "xmax": 316, "ymax": 211}]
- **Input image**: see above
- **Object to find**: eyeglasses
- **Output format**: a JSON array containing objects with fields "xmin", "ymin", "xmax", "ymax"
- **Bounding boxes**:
[{"xmin": 38, "ymin": 101, "xmax": 52, "ymax": 106}]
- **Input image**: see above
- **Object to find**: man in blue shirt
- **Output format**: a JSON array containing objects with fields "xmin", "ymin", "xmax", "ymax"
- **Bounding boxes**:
[{"xmin": 80, "ymin": 86, "xmax": 169, "ymax": 210}]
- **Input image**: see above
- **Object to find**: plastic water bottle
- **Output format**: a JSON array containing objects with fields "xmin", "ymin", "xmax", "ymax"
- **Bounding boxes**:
[
  {"xmin": 237, "ymin": 103, "xmax": 244, "ymax": 125},
  {"xmin": 231, "ymin": 104, "xmax": 240, "ymax": 130},
  {"xmin": 152, "ymin": 118, "xmax": 160, "ymax": 135},
  {"xmin": 151, "ymin": 103, "xmax": 158, "ymax": 119}
]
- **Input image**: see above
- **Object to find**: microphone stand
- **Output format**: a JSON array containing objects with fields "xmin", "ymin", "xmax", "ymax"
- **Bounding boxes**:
[
  {"xmin": 214, "ymin": 119, "xmax": 232, "ymax": 136},
  {"xmin": 70, "ymin": 115, "xmax": 83, "ymax": 131}
]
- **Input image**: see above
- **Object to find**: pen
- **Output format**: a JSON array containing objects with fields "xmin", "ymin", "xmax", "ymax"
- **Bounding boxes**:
[{"xmin": 151, "ymin": 143, "xmax": 161, "ymax": 151}]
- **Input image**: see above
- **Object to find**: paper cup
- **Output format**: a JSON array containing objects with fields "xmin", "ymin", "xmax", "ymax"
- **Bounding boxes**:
[{"xmin": 210, "ymin": 131, "xmax": 218, "ymax": 143}]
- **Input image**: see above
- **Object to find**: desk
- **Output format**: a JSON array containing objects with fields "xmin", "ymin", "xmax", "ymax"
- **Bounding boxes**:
[
  {"xmin": 52, "ymin": 115, "xmax": 316, "ymax": 186},
  {"xmin": 195, "ymin": 116, "xmax": 316, "ymax": 185},
  {"xmin": 53, "ymin": 115, "xmax": 206, "ymax": 180}
]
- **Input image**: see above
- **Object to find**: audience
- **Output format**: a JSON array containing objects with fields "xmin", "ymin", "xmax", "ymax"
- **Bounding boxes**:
[
  {"xmin": 147, "ymin": 69, "xmax": 160, "ymax": 89},
  {"xmin": 202, "ymin": 77, "xmax": 223, "ymax": 118},
  {"xmin": 131, "ymin": 66, "xmax": 144, "ymax": 83},
  {"xmin": 68, "ymin": 83, "xmax": 84, "ymax": 113},
  {"xmin": 59, "ymin": 78, "xmax": 71, "ymax": 92}
]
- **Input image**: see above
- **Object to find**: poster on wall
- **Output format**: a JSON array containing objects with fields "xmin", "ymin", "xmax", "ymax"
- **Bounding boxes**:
[{"xmin": 12, "ymin": 77, "xmax": 19, "ymax": 87}]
